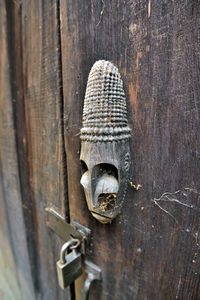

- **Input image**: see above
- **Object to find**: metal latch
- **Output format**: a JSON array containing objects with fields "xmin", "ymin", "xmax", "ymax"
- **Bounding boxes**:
[
  {"xmin": 46, "ymin": 208, "xmax": 91, "ymax": 254},
  {"xmin": 46, "ymin": 208, "xmax": 101, "ymax": 298},
  {"xmin": 80, "ymin": 260, "xmax": 102, "ymax": 300}
]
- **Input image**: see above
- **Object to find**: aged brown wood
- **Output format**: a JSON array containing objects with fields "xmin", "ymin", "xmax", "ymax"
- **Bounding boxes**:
[
  {"xmin": 1, "ymin": 0, "xmax": 200, "ymax": 299},
  {"xmin": 0, "ymin": 1, "xmax": 35, "ymax": 299},
  {"xmin": 60, "ymin": 0, "xmax": 200, "ymax": 299},
  {"xmin": 0, "ymin": 0, "xmax": 71, "ymax": 299}
]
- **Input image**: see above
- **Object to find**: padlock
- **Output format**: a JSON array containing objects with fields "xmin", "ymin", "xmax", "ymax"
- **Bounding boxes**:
[{"xmin": 57, "ymin": 239, "xmax": 82, "ymax": 289}]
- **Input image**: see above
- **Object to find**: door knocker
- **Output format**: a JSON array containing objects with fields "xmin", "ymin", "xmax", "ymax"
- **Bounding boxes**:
[{"xmin": 80, "ymin": 60, "xmax": 131, "ymax": 224}]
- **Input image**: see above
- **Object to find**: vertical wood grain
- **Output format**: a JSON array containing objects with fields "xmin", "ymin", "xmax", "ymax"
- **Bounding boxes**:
[
  {"xmin": 0, "ymin": 0, "xmax": 71, "ymax": 299},
  {"xmin": 0, "ymin": 1, "xmax": 35, "ymax": 299},
  {"xmin": 18, "ymin": 0, "xmax": 71, "ymax": 298},
  {"xmin": 60, "ymin": 0, "xmax": 200, "ymax": 299}
]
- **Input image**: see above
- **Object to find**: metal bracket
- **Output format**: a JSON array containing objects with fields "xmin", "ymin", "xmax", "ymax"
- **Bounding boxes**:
[
  {"xmin": 46, "ymin": 208, "xmax": 91, "ymax": 254},
  {"xmin": 80, "ymin": 260, "xmax": 102, "ymax": 300}
]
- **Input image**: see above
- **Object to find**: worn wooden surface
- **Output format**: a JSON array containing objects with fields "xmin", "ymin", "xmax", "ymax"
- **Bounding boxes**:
[
  {"xmin": 0, "ymin": 0, "xmax": 70, "ymax": 299},
  {"xmin": 0, "ymin": 1, "xmax": 34, "ymax": 299},
  {"xmin": 1, "ymin": 0, "xmax": 200, "ymax": 299},
  {"xmin": 60, "ymin": 0, "xmax": 200, "ymax": 299}
]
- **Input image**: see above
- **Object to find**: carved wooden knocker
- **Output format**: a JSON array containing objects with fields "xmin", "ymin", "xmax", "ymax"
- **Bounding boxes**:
[{"xmin": 80, "ymin": 60, "xmax": 131, "ymax": 224}]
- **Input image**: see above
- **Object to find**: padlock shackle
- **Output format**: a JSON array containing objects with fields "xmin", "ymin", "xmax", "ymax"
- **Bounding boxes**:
[{"xmin": 60, "ymin": 239, "xmax": 80, "ymax": 264}]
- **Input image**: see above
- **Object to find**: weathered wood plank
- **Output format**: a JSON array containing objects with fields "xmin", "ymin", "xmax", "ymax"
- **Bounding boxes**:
[
  {"xmin": 0, "ymin": 1, "xmax": 35, "ymax": 299},
  {"xmin": 60, "ymin": 0, "xmax": 200, "ymax": 299},
  {"xmin": 17, "ymin": 0, "xmax": 71, "ymax": 298},
  {"xmin": 0, "ymin": 0, "xmax": 71, "ymax": 299}
]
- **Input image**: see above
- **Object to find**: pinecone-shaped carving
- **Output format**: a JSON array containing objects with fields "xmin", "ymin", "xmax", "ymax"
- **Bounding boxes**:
[{"xmin": 80, "ymin": 60, "xmax": 131, "ymax": 142}]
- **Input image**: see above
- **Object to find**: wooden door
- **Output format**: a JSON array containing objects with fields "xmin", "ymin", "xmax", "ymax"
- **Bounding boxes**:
[
  {"xmin": 0, "ymin": 0, "xmax": 70, "ymax": 299},
  {"xmin": 0, "ymin": 0, "xmax": 199, "ymax": 299}
]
